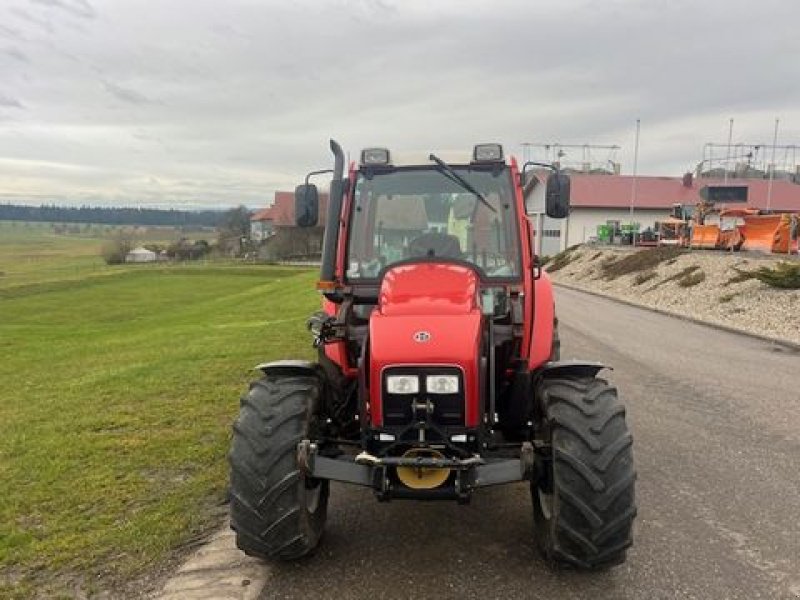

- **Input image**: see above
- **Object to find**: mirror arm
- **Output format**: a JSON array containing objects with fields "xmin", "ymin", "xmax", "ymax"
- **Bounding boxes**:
[
  {"xmin": 522, "ymin": 160, "xmax": 557, "ymax": 173},
  {"xmin": 521, "ymin": 160, "xmax": 558, "ymax": 183},
  {"xmin": 521, "ymin": 160, "xmax": 561, "ymax": 195},
  {"xmin": 305, "ymin": 169, "xmax": 333, "ymax": 186}
]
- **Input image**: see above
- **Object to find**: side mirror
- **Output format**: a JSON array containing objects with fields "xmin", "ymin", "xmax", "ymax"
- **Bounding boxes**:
[
  {"xmin": 294, "ymin": 184, "xmax": 319, "ymax": 227},
  {"xmin": 545, "ymin": 171, "xmax": 571, "ymax": 219}
]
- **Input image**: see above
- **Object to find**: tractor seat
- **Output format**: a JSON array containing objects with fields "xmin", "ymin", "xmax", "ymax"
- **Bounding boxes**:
[{"xmin": 407, "ymin": 232, "xmax": 462, "ymax": 259}]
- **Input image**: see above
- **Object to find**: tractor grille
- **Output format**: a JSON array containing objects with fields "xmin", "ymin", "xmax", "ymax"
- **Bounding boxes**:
[{"xmin": 382, "ymin": 367, "xmax": 465, "ymax": 427}]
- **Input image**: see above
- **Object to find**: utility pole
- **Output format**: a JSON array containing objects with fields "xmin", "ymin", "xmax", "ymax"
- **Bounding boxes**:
[
  {"xmin": 767, "ymin": 118, "xmax": 779, "ymax": 212},
  {"xmin": 724, "ymin": 118, "xmax": 734, "ymax": 183},
  {"xmin": 630, "ymin": 119, "xmax": 640, "ymax": 244}
]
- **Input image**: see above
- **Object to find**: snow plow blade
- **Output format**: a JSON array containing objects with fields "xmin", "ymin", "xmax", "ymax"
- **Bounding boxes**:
[
  {"xmin": 690, "ymin": 224, "xmax": 720, "ymax": 249},
  {"xmin": 741, "ymin": 214, "xmax": 792, "ymax": 254}
]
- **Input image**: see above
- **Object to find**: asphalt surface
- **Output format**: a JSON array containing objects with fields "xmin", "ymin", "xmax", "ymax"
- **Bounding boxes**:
[{"xmin": 259, "ymin": 286, "xmax": 800, "ymax": 600}]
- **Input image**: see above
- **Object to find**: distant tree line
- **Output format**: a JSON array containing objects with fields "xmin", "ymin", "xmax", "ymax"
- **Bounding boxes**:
[{"xmin": 0, "ymin": 203, "xmax": 223, "ymax": 227}]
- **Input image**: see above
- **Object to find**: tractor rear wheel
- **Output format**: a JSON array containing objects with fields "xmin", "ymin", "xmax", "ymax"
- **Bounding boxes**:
[
  {"xmin": 229, "ymin": 374, "xmax": 328, "ymax": 560},
  {"xmin": 532, "ymin": 375, "xmax": 636, "ymax": 569}
]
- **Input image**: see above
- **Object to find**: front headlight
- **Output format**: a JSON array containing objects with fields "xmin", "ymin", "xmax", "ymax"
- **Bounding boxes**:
[
  {"xmin": 426, "ymin": 375, "xmax": 459, "ymax": 394},
  {"xmin": 386, "ymin": 375, "xmax": 419, "ymax": 394}
]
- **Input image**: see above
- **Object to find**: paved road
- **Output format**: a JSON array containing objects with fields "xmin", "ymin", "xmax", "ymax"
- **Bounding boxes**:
[{"xmin": 259, "ymin": 286, "xmax": 800, "ymax": 600}]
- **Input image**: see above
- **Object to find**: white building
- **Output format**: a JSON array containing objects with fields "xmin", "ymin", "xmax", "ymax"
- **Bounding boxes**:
[
  {"xmin": 527, "ymin": 172, "xmax": 800, "ymax": 255},
  {"xmin": 125, "ymin": 246, "xmax": 158, "ymax": 263}
]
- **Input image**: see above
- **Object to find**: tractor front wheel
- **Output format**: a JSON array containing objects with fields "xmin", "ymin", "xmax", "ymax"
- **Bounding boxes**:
[
  {"xmin": 532, "ymin": 375, "xmax": 636, "ymax": 569},
  {"xmin": 229, "ymin": 374, "xmax": 328, "ymax": 560}
]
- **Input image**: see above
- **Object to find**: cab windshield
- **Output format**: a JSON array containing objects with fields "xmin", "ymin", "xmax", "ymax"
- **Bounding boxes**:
[{"xmin": 347, "ymin": 166, "xmax": 521, "ymax": 280}]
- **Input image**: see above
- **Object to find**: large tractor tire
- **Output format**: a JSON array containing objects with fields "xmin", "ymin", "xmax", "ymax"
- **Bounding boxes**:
[
  {"xmin": 229, "ymin": 374, "xmax": 328, "ymax": 560},
  {"xmin": 532, "ymin": 375, "xmax": 636, "ymax": 569}
]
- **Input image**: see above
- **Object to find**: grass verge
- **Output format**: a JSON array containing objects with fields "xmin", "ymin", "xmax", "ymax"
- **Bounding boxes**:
[
  {"xmin": 647, "ymin": 265, "xmax": 701, "ymax": 290},
  {"xmin": 725, "ymin": 267, "xmax": 757, "ymax": 286},
  {"xmin": 677, "ymin": 270, "xmax": 706, "ymax": 287},
  {"xmin": 725, "ymin": 262, "xmax": 800, "ymax": 289},
  {"xmin": 633, "ymin": 270, "xmax": 657, "ymax": 286},
  {"xmin": 600, "ymin": 247, "xmax": 684, "ymax": 280},
  {"xmin": 0, "ymin": 262, "xmax": 318, "ymax": 598},
  {"xmin": 545, "ymin": 244, "xmax": 582, "ymax": 273},
  {"xmin": 752, "ymin": 261, "xmax": 800, "ymax": 289}
]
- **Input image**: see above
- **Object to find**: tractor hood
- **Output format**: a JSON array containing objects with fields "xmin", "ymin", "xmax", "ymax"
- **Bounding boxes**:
[
  {"xmin": 368, "ymin": 263, "xmax": 483, "ymax": 428},
  {"xmin": 377, "ymin": 262, "xmax": 479, "ymax": 317}
]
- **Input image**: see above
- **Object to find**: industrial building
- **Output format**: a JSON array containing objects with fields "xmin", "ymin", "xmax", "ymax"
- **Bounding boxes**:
[{"xmin": 527, "ymin": 172, "xmax": 800, "ymax": 256}]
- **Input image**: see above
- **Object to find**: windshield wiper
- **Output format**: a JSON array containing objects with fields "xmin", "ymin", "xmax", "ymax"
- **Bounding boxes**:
[{"xmin": 428, "ymin": 154, "xmax": 497, "ymax": 214}]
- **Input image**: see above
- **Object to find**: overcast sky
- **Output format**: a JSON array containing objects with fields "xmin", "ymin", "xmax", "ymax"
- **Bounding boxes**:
[{"xmin": 1, "ymin": 0, "xmax": 799, "ymax": 209}]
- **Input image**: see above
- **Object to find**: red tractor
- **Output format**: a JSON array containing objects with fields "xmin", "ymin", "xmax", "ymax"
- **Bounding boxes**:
[{"xmin": 229, "ymin": 141, "xmax": 636, "ymax": 568}]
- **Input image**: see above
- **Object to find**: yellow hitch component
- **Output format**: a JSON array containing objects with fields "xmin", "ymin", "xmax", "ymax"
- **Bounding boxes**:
[{"xmin": 395, "ymin": 448, "xmax": 451, "ymax": 490}]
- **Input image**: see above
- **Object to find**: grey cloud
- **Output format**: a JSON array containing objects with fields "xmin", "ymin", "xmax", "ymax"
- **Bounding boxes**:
[
  {"xmin": 2, "ymin": 46, "xmax": 29, "ymax": 62},
  {"xmin": 340, "ymin": 0, "xmax": 399, "ymax": 22},
  {"xmin": 0, "ymin": 92, "xmax": 25, "ymax": 108},
  {"xmin": 9, "ymin": 7, "xmax": 54, "ymax": 34},
  {"xmin": 209, "ymin": 23, "xmax": 251, "ymax": 40},
  {"xmin": 132, "ymin": 130, "xmax": 163, "ymax": 144},
  {"xmin": 29, "ymin": 0, "xmax": 95, "ymax": 19},
  {"xmin": 101, "ymin": 80, "xmax": 154, "ymax": 105},
  {"xmin": 0, "ymin": 23, "xmax": 25, "ymax": 40},
  {"xmin": 1, "ymin": 0, "xmax": 798, "ymax": 208}
]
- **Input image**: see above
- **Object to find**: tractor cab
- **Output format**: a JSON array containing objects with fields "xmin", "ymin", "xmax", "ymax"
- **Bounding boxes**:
[
  {"xmin": 297, "ymin": 144, "xmax": 563, "ymax": 454},
  {"xmin": 344, "ymin": 147, "xmax": 521, "ymax": 282}
]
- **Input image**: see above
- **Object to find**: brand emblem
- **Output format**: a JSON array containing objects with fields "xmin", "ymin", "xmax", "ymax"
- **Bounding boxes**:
[{"xmin": 413, "ymin": 331, "xmax": 431, "ymax": 343}]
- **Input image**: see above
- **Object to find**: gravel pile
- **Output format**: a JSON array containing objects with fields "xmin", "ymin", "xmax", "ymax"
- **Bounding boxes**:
[{"xmin": 549, "ymin": 246, "xmax": 800, "ymax": 346}]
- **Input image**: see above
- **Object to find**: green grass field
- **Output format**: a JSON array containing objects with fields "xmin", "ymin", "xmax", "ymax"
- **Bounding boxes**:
[
  {"xmin": 0, "ymin": 224, "xmax": 318, "ymax": 597},
  {"xmin": 0, "ymin": 221, "xmax": 215, "ymax": 290},
  {"xmin": 0, "ymin": 222, "xmax": 110, "ymax": 290}
]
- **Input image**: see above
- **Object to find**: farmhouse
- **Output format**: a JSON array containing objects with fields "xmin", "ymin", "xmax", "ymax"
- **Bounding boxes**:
[
  {"xmin": 125, "ymin": 246, "xmax": 158, "ymax": 263},
  {"xmin": 250, "ymin": 191, "xmax": 329, "ymax": 260}
]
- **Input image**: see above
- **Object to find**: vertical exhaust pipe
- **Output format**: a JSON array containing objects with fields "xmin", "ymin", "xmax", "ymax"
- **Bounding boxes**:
[{"xmin": 320, "ymin": 139, "xmax": 345, "ymax": 298}]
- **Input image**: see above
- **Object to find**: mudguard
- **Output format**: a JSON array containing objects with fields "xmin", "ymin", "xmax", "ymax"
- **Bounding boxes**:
[
  {"xmin": 536, "ymin": 360, "xmax": 608, "ymax": 380},
  {"xmin": 529, "ymin": 272, "xmax": 555, "ymax": 370},
  {"xmin": 254, "ymin": 360, "xmax": 320, "ymax": 378}
]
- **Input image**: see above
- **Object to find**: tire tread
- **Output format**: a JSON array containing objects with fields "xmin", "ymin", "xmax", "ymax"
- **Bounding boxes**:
[
  {"xmin": 534, "ymin": 376, "xmax": 636, "ymax": 569},
  {"xmin": 229, "ymin": 374, "xmax": 328, "ymax": 561}
]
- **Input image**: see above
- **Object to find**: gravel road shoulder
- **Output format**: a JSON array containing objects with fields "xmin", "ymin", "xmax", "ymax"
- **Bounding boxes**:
[{"xmin": 548, "ymin": 246, "xmax": 800, "ymax": 346}]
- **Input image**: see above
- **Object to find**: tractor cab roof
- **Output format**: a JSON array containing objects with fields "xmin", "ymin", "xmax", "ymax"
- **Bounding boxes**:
[{"xmin": 357, "ymin": 144, "xmax": 507, "ymax": 169}]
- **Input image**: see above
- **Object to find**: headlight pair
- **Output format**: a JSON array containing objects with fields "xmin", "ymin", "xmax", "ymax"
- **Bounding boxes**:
[{"xmin": 386, "ymin": 374, "xmax": 459, "ymax": 395}]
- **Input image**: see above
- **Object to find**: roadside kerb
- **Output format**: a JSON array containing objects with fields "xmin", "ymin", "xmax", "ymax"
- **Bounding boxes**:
[{"xmin": 154, "ymin": 520, "xmax": 269, "ymax": 600}]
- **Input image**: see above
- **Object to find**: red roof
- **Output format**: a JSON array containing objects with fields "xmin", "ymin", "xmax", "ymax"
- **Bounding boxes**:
[
  {"xmin": 565, "ymin": 174, "xmax": 800, "ymax": 212},
  {"xmin": 251, "ymin": 191, "xmax": 329, "ymax": 226},
  {"xmin": 250, "ymin": 206, "xmax": 273, "ymax": 221}
]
